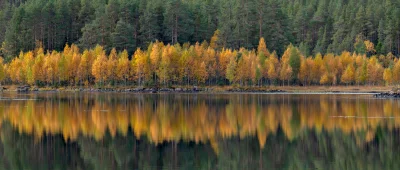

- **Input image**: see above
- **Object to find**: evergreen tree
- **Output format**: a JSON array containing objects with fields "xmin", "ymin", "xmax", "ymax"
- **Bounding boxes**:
[
  {"xmin": 0, "ymin": 0, "xmax": 399, "ymax": 59},
  {"xmin": 112, "ymin": 20, "xmax": 136, "ymax": 53},
  {"xmin": 138, "ymin": 0, "xmax": 163, "ymax": 47}
]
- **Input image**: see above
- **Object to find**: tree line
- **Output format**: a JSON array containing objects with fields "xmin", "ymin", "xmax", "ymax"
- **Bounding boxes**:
[
  {"xmin": 0, "ymin": 37, "xmax": 399, "ymax": 87},
  {"xmin": 0, "ymin": 0, "xmax": 399, "ymax": 60}
]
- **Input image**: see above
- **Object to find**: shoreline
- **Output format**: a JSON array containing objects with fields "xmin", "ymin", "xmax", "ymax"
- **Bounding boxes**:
[{"xmin": 0, "ymin": 85, "xmax": 392, "ymax": 94}]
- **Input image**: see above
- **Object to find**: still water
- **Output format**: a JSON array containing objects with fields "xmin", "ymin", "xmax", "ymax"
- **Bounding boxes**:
[{"xmin": 0, "ymin": 92, "xmax": 399, "ymax": 169}]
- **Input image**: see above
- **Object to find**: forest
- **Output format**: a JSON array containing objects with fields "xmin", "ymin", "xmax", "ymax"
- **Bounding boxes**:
[
  {"xmin": 0, "ymin": 0, "xmax": 399, "ymax": 57},
  {"xmin": 0, "ymin": 0, "xmax": 399, "ymax": 87}
]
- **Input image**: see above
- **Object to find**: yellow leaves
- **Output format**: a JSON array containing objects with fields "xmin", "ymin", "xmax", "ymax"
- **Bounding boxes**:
[
  {"xmin": 364, "ymin": 40, "xmax": 375, "ymax": 53},
  {"xmin": 367, "ymin": 56, "xmax": 383, "ymax": 85},
  {"xmin": 150, "ymin": 41, "xmax": 163, "ymax": 69},
  {"xmin": 392, "ymin": 60, "xmax": 400, "ymax": 84},
  {"xmin": 9, "ymin": 56, "xmax": 23, "ymax": 83},
  {"xmin": 226, "ymin": 53, "xmax": 237, "ymax": 83},
  {"xmin": 44, "ymin": 52, "xmax": 60, "ymax": 84},
  {"xmin": 339, "ymin": 51, "xmax": 352, "ymax": 68},
  {"xmin": 117, "ymin": 50, "xmax": 130, "ymax": 82},
  {"xmin": 354, "ymin": 54, "xmax": 367, "ymax": 72},
  {"xmin": 57, "ymin": 44, "xmax": 82, "ymax": 85},
  {"xmin": 196, "ymin": 61, "xmax": 208, "ymax": 84},
  {"xmin": 32, "ymin": 52, "xmax": 46, "ymax": 83},
  {"xmin": 341, "ymin": 64, "xmax": 355, "ymax": 84},
  {"xmin": 319, "ymin": 73, "xmax": 330, "ymax": 85},
  {"xmin": 318, "ymin": 54, "xmax": 337, "ymax": 85},
  {"xmin": 158, "ymin": 45, "xmax": 173, "ymax": 85},
  {"xmin": 77, "ymin": 50, "xmax": 91, "ymax": 85},
  {"xmin": 210, "ymin": 29, "xmax": 220, "ymax": 49},
  {"xmin": 66, "ymin": 53, "xmax": 81, "ymax": 85},
  {"xmin": 0, "ymin": 57, "xmax": 5, "ymax": 83},
  {"xmin": 281, "ymin": 44, "xmax": 292, "ymax": 63},
  {"xmin": 312, "ymin": 53, "xmax": 323, "ymax": 83},
  {"xmin": 279, "ymin": 45, "xmax": 295, "ymax": 85},
  {"xmin": 298, "ymin": 56, "xmax": 311, "ymax": 85},
  {"xmin": 279, "ymin": 63, "xmax": 292, "ymax": 85},
  {"xmin": 23, "ymin": 51, "xmax": 35, "ymax": 85},
  {"xmin": 0, "ymin": 41, "xmax": 396, "ymax": 86},
  {"xmin": 235, "ymin": 51, "xmax": 255, "ymax": 85},
  {"xmin": 8, "ymin": 51, "xmax": 33, "ymax": 85},
  {"xmin": 383, "ymin": 68, "xmax": 392, "ymax": 85},
  {"xmin": 106, "ymin": 48, "xmax": 118, "ymax": 82},
  {"xmin": 133, "ymin": 48, "xmax": 151, "ymax": 85},
  {"xmin": 267, "ymin": 52, "xmax": 279, "ymax": 80},
  {"xmin": 92, "ymin": 52, "xmax": 108, "ymax": 84},
  {"xmin": 218, "ymin": 48, "xmax": 235, "ymax": 78},
  {"xmin": 204, "ymin": 47, "xmax": 217, "ymax": 79},
  {"xmin": 257, "ymin": 37, "xmax": 270, "ymax": 57}
]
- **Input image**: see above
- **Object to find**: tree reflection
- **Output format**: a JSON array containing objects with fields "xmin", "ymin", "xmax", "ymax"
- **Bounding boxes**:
[
  {"xmin": 1, "ymin": 122, "xmax": 400, "ymax": 169},
  {"xmin": 0, "ymin": 93, "xmax": 400, "ymax": 169},
  {"xmin": 0, "ymin": 93, "xmax": 397, "ymax": 149}
]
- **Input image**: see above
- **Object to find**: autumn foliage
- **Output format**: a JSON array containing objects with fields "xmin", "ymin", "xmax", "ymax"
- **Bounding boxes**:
[{"xmin": 1, "ymin": 38, "xmax": 399, "ymax": 87}]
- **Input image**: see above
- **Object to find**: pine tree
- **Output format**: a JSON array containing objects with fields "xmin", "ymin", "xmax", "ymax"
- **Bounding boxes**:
[
  {"xmin": 139, "ymin": 0, "xmax": 164, "ymax": 47},
  {"xmin": 112, "ymin": 20, "xmax": 136, "ymax": 53},
  {"xmin": 163, "ymin": 0, "xmax": 193, "ymax": 44}
]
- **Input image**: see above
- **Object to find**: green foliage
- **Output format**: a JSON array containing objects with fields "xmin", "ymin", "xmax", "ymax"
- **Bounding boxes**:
[
  {"xmin": 0, "ymin": 0, "xmax": 398, "ymax": 59},
  {"xmin": 289, "ymin": 47, "xmax": 301, "ymax": 81},
  {"xmin": 112, "ymin": 20, "xmax": 136, "ymax": 53},
  {"xmin": 226, "ymin": 55, "xmax": 237, "ymax": 83}
]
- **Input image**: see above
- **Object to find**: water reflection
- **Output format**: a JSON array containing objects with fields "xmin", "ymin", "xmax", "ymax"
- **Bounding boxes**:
[{"xmin": 0, "ymin": 93, "xmax": 399, "ymax": 169}]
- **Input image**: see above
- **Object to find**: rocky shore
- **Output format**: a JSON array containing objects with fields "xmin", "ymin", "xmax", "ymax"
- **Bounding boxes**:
[
  {"xmin": 373, "ymin": 92, "xmax": 400, "ymax": 98},
  {"xmin": 226, "ymin": 88, "xmax": 285, "ymax": 93},
  {"xmin": 0, "ymin": 85, "xmax": 391, "ymax": 94},
  {"xmin": 374, "ymin": 88, "xmax": 400, "ymax": 98},
  {"xmin": 7, "ymin": 85, "xmax": 288, "ymax": 93}
]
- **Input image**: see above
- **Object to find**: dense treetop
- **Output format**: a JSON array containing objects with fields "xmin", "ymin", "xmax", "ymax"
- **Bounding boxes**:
[
  {"xmin": 0, "ymin": 0, "xmax": 399, "ymax": 60},
  {"xmin": 0, "ymin": 40, "xmax": 398, "ymax": 87}
]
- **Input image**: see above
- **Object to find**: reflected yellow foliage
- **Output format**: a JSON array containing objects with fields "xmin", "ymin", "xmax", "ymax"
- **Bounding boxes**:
[{"xmin": 0, "ymin": 93, "xmax": 397, "ymax": 150}]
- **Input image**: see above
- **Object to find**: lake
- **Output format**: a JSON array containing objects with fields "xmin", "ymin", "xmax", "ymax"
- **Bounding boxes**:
[{"xmin": 0, "ymin": 92, "xmax": 399, "ymax": 169}]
